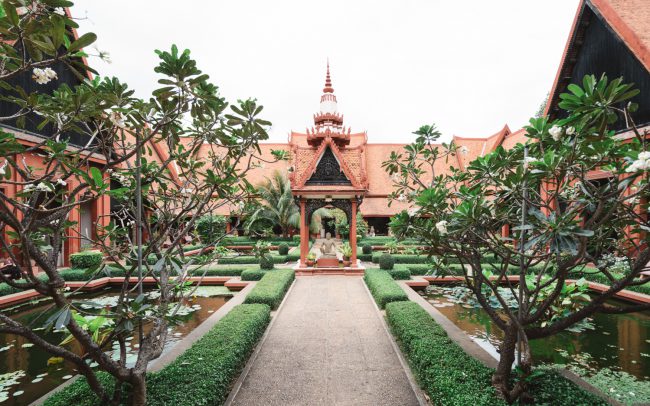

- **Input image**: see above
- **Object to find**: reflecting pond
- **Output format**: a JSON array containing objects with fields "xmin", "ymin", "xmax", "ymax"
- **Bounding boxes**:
[
  {"xmin": 422, "ymin": 285, "xmax": 650, "ymax": 381},
  {"xmin": 0, "ymin": 286, "xmax": 232, "ymax": 406}
]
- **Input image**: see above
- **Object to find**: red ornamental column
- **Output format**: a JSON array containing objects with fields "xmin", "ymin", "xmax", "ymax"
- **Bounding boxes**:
[
  {"xmin": 299, "ymin": 198, "xmax": 308, "ymax": 267},
  {"xmin": 350, "ymin": 198, "xmax": 357, "ymax": 266}
]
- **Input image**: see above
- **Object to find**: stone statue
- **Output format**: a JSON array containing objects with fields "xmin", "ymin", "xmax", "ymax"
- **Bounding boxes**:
[{"xmin": 320, "ymin": 233, "xmax": 337, "ymax": 257}]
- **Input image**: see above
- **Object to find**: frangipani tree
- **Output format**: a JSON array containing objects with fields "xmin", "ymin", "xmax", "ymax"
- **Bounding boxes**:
[
  {"xmin": 0, "ymin": 2, "xmax": 284, "ymax": 404},
  {"xmin": 384, "ymin": 75, "xmax": 649, "ymax": 403}
]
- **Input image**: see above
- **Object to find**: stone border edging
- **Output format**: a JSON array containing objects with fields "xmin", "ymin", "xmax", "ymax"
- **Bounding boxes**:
[
  {"xmin": 400, "ymin": 279, "xmax": 621, "ymax": 406},
  {"xmin": 361, "ymin": 279, "xmax": 429, "ymax": 406},
  {"xmin": 30, "ymin": 281, "xmax": 257, "ymax": 406},
  {"xmin": 223, "ymin": 278, "xmax": 297, "ymax": 406}
]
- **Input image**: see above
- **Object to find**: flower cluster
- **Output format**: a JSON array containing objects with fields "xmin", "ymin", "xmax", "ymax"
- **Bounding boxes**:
[
  {"xmin": 548, "ymin": 125, "xmax": 575, "ymax": 141},
  {"xmin": 435, "ymin": 220, "xmax": 448, "ymax": 235},
  {"xmin": 625, "ymin": 151, "xmax": 650, "ymax": 173},
  {"xmin": 396, "ymin": 193, "xmax": 407, "ymax": 202},
  {"xmin": 112, "ymin": 172, "xmax": 132, "ymax": 187},
  {"xmin": 32, "ymin": 67, "xmax": 58, "ymax": 85},
  {"xmin": 522, "ymin": 156, "xmax": 538, "ymax": 171},
  {"xmin": 108, "ymin": 111, "xmax": 126, "ymax": 129},
  {"xmin": 23, "ymin": 182, "xmax": 54, "ymax": 193}
]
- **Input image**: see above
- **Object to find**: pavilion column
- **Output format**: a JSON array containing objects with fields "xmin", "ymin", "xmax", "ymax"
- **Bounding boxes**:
[
  {"xmin": 299, "ymin": 198, "xmax": 308, "ymax": 266},
  {"xmin": 350, "ymin": 198, "xmax": 358, "ymax": 266}
]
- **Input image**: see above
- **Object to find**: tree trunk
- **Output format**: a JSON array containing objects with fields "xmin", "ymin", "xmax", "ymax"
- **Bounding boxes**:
[
  {"xmin": 492, "ymin": 325, "xmax": 533, "ymax": 404},
  {"xmin": 129, "ymin": 374, "xmax": 147, "ymax": 406}
]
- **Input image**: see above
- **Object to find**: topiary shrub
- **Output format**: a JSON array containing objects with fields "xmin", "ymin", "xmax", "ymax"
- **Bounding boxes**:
[
  {"xmin": 196, "ymin": 215, "xmax": 227, "ymax": 245},
  {"xmin": 362, "ymin": 243, "xmax": 372, "ymax": 255},
  {"xmin": 69, "ymin": 250, "xmax": 103, "ymax": 269},
  {"xmin": 259, "ymin": 255, "xmax": 275, "ymax": 270},
  {"xmin": 278, "ymin": 243, "xmax": 289, "ymax": 255},
  {"xmin": 379, "ymin": 253, "xmax": 395, "ymax": 270}
]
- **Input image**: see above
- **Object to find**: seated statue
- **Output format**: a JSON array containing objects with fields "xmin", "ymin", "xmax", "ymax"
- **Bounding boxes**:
[{"xmin": 320, "ymin": 233, "xmax": 337, "ymax": 258}]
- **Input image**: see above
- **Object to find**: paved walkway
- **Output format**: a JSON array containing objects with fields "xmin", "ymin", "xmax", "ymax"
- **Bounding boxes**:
[{"xmin": 229, "ymin": 276, "xmax": 420, "ymax": 406}]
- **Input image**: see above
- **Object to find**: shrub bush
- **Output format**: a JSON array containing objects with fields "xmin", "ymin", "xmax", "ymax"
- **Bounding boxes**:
[
  {"xmin": 219, "ymin": 255, "xmax": 298, "ymax": 265},
  {"xmin": 244, "ymin": 269, "xmax": 295, "ymax": 309},
  {"xmin": 278, "ymin": 243, "xmax": 289, "ymax": 255},
  {"xmin": 389, "ymin": 269, "xmax": 410, "ymax": 280},
  {"xmin": 44, "ymin": 304, "xmax": 272, "ymax": 406},
  {"xmin": 372, "ymin": 253, "xmax": 431, "ymax": 264},
  {"xmin": 69, "ymin": 250, "xmax": 103, "ymax": 269},
  {"xmin": 259, "ymin": 255, "xmax": 275, "ymax": 270},
  {"xmin": 379, "ymin": 253, "xmax": 395, "ymax": 270},
  {"xmin": 195, "ymin": 215, "xmax": 227, "ymax": 244},
  {"xmin": 241, "ymin": 269, "xmax": 266, "ymax": 281},
  {"xmin": 362, "ymin": 243, "xmax": 372, "ymax": 254},
  {"xmin": 187, "ymin": 266, "xmax": 247, "ymax": 277},
  {"xmin": 363, "ymin": 269, "xmax": 408, "ymax": 308}
]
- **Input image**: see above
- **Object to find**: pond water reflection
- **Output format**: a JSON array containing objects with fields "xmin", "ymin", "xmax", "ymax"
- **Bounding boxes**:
[{"xmin": 423, "ymin": 285, "xmax": 650, "ymax": 381}]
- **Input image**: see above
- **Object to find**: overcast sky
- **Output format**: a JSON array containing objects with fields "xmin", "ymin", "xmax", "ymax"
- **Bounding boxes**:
[{"xmin": 73, "ymin": 0, "xmax": 580, "ymax": 143}]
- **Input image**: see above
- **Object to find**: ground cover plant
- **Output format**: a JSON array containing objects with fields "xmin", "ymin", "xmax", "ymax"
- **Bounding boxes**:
[{"xmin": 384, "ymin": 75, "xmax": 650, "ymax": 402}]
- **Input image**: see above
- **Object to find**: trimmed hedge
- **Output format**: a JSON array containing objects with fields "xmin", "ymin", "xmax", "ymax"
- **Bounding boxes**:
[
  {"xmin": 187, "ymin": 266, "xmax": 247, "ymax": 277},
  {"xmin": 362, "ymin": 243, "xmax": 372, "ymax": 254},
  {"xmin": 44, "ymin": 304, "xmax": 271, "ymax": 406},
  {"xmin": 371, "ymin": 253, "xmax": 430, "ymax": 264},
  {"xmin": 363, "ymin": 269, "xmax": 408, "ymax": 308},
  {"xmin": 379, "ymin": 253, "xmax": 395, "ymax": 270},
  {"xmin": 218, "ymin": 254, "xmax": 299, "ymax": 265},
  {"xmin": 244, "ymin": 269, "xmax": 295, "ymax": 309},
  {"xmin": 241, "ymin": 269, "xmax": 266, "ymax": 281},
  {"xmin": 69, "ymin": 250, "xmax": 103, "ymax": 269},
  {"xmin": 389, "ymin": 269, "xmax": 411, "ymax": 280},
  {"xmin": 385, "ymin": 301, "xmax": 607, "ymax": 405}
]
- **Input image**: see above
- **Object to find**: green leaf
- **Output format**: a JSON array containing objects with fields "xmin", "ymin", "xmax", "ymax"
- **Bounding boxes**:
[
  {"xmin": 68, "ymin": 32, "xmax": 97, "ymax": 53},
  {"xmin": 90, "ymin": 167, "xmax": 103, "ymax": 187}
]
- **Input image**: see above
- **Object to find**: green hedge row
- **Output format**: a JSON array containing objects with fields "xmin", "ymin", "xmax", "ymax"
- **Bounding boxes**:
[
  {"xmin": 244, "ymin": 269, "xmax": 295, "ymax": 309},
  {"xmin": 69, "ymin": 250, "xmax": 103, "ymax": 269},
  {"xmin": 44, "ymin": 304, "xmax": 271, "ymax": 406},
  {"xmin": 371, "ymin": 254, "xmax": 431, "ymax": 264},
  {"xmin": 358, "ymin": 237, "xmax": 423, "ymax": 246},
  {"xmin": 389, "ymin": 269, "xmax": 411, "ymax": 280},
  {"xmin": 219, "ymin": 236, "xmax": 299, "ymax": 246},
  {"xmin": 240, "ymin": 269, "xmax": 267, "ymax": 281},
  {"xmin": 363, "ymin": 269, "xmax": 408, "ymax": 308},
  {"xmin": 218, "ymin": 254, "xmax": 299, "ymax": 265},
  {"xmin": 385, "ymin": 301, "xmax": 607, "ymax": 405}
]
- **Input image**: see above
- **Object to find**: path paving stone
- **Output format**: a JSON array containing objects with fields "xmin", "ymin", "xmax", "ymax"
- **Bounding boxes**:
[{"xmin": 229, "ymin": 276, "xmax": 420, "ymax": 406}]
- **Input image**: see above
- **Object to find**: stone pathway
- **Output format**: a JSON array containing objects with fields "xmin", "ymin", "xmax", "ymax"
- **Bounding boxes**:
[{"xmin": 229, "ymin": 276, "xmax": 421, "ymax": 406}]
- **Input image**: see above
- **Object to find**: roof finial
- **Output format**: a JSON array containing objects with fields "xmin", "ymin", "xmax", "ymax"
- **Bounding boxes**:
[{"xmin": 323, "ymin": 59, "xmax": 334, "ymax": 93}]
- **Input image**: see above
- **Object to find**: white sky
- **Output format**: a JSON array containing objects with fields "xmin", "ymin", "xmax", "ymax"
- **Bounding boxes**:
[{"xmin": 74, "ymin": 0, "xmax": 580, "ymax": 143}]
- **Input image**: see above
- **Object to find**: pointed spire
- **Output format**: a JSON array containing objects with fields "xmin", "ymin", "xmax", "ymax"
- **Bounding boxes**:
[{"xmin": 323, "ymin": 59, "xmax": 334, "ymax": 93}]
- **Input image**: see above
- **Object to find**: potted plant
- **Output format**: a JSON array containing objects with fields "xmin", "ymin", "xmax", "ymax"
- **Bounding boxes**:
[
  {"xmin": 306, "ymin": 252, "xmax": 316, "ymax": 267},
  {"xmin": 340, "ymin": 242, "xmax": 352, "ymax": 267}
]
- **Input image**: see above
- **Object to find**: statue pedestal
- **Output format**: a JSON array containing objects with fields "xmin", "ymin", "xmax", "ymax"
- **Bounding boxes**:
[{"xmin": 317, "ymin": 257, "xmax": 339, "ymax": 268}]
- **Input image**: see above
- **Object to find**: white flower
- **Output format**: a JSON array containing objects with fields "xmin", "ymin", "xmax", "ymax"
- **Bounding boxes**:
[
  {"xmin": 626, "ymin": 151, "xmax": 650, "ymax": 173},
  {"xmin": 108, "ymin": 111, "xmax": 126, "ymax": 128},
  {"xmin": 36, "ymin": 182, "xmax": 53, "ymax": 192},
  {"xmin": 23, "ymin": 184, "xmax": 35, "ymax": 193},
  {"xmin": 522, "ymin": 156, "xmax": 538, "ymax": 171},
  {"xmin": 32, "ymin": 67, "xmax": 58, "ymax": 85},
  {"xmin": 566, "ymin": 126, "xmax": 576, "ymax": 136},
  {"xmin": 435, "ymin": 220, "xmax": 448, "ymax": 235},
  {"xmin": 53, "ymin": 7, "xmax": 66, "ymax": 15},
  {"xmin": 56, "ymin": 179, "xmax": 67, "ymax": 187},
  {"xmin": 459, "ymin": 146, "xmax": 469, "ymax": 155},
  {"xmin": 0, "ymin": 161, "xmax": 6, "ymax": 176},
  {"xmin": 397, "ymin": 193, "xmax": 407, "ymax": 202},
  {"xmin": 549, "ymin": 125, "xmax": 563, "ymax": 141},
  {"xmin": 180, "ymin": 188, "xmax": 193, "ymax": 195},
  {"xmin": 407, "ymin": 207, "xmax": 420, "ymax": 217},
  {"xmin": 639, "ymin": 151, "xmax": 650, "ymax": 161}
]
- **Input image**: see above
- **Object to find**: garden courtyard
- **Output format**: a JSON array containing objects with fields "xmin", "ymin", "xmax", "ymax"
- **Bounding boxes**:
[{"xmin": 1, "ymin": 0, "xmax": 650, "ymax": 405}]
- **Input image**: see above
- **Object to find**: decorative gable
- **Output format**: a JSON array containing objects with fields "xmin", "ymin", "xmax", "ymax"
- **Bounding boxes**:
[{"xmin": 306, "ymin": 147, "xmax": 351, "ymax": 185}]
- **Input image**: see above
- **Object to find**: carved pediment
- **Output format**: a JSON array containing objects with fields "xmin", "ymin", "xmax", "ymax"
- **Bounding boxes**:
[{"xmin": 306, "ymin": 147, "xmax": 351, "ymax": 186}]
